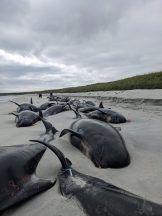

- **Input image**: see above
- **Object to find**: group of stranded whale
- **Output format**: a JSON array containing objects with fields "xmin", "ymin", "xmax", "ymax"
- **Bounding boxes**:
[{"xmin": 0, "ymin": 95, "xmax": 161, "ymax": 215}]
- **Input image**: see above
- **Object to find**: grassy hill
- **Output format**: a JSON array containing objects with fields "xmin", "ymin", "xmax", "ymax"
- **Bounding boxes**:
[
  {"xmin": 44, "ymin": 71, "xmax": 162, "ymax": 93},
  {"xmin": 1, "ymin": 71, "xmax": 162, "ymax": 95}
]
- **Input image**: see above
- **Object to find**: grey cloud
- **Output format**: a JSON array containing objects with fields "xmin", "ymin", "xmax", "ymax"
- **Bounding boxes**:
[
  {"xmin": 0, "ymin": 0, "xmax": 29, "ymax": 24},
  {"xmin": 31, "ymin": 0, "xmax": 124, "ymax": 39},
  {"xmin": 0, "ymin": 64, "xmax": 61, "ymax": 75},
  {"xmin": 0, "ymin": 0, "xmax": 162, "ymax": 92}
]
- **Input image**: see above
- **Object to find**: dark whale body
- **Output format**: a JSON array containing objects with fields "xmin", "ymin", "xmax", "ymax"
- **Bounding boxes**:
[
  {"xmin": 83, "ymin": 108, "xmax": 127, "ymax": 124},
  {"xmin": 10, "ymin": 100, "xmax": 39, "ymax": 113},
  {"xmin": 32, "ymin": 140, "xmax": 162, "ymax": 216},
  {"xmin": 59, "ymin": 170, "xmax": 162, "ymax": 216},
  {"xmin": 60, "ymin": 119, "xmax": 130, "ymax": 168},
  {"xmin": 85, "ymin": 110, "xmax": 111, "ymax": 123},
  {"xmin": 83, "ymin": 100, "xmax": 96, "ymax": 106},
  {"xmin": 9, "ymin": 110, "xmax": 42, "ymax": 127},
  {"xmin": 43, "ymin": 104, "xmax": 69, "ymax": 118},
  {"xmin": 0, "ymin": 143, "xmax": 56, "ymax": 213},
  {"xmin": 79, "ymin": 106, "xmax": 98, "ymax": 113},
  {"xmin": 101, "ymin": 108, "xmax": 127, "ymax": 123},
  {"xmin": 39, "ymin": 102, "xmax": 55, "ymax": 110},
  {"xmin": 78, "ymin": 102, "xmax": 109, "ymax": 114},
  {"xmin": 60, "ymin": 97, "xmax": 70, "ymax": 102}
]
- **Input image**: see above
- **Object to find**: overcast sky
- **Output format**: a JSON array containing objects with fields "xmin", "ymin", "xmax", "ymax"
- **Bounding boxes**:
[{"xmin": 0, "ymin": 0, "xmax": 162, "ymax": 92}]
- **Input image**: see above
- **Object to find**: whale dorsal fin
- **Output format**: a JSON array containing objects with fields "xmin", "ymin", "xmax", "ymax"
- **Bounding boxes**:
[
  {"xmin": 99, "ymin": 101, "xmax": 104, "ymax": 108},
  {"xmin": 60, "ymin": 129, "xmax": 83, "ymax": 139}
]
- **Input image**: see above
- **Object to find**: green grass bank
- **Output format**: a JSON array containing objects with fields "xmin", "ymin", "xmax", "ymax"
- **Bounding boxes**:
[
  {"xmin": 1, "ymin": 71, "xmax": 162, "ymax": 96},
  {"xmin": 46, "ymin": 71, "xmax": 162, "ymax": 93}
]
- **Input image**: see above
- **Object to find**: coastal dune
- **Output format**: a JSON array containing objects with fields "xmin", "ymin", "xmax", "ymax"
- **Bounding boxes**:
[{"xmin": 0, "ymin": 90, "xmax": 162, "ymax": 216}]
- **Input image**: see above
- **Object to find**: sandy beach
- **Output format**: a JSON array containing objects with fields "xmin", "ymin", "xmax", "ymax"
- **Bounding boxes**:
[{"xmin": 1, "ymin": 90, "xmax": 162, "ymax": 216}]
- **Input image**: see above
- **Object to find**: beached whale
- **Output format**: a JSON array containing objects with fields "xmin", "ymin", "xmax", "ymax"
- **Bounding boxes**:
[
  {"xmin": 77, "ymin": 101, "xmax": 108, "ymax": 113},
  {"xmin": 85, "ymin": 109, "xmax": 111, "ymax": 123},
  {"xmin": 60, "ymin": 97, "xmax": 70, "ymax": 102},
  {"xmin": 60, "ymin": 118, "xmax": 130, "ymax": 168},
  {"xmin": 31, "ymin": 140, "xmax": 162, "ymax": 216},
  {"xmin": 39, "ymin": 102, "xmax": 56, "ymax": 110},
  {"xmin": 78, "ymin": 106, "xmax": 98, "ymax": 113},
  {"xmin": 9, "ymin": 110, "xmax": 43, "ymax": 127},
  {"xmin": 84, "ymin": 109, "xmax": 127, "ymax": 124},
  {"xmin": 0, "ymin": 143, "xmax": 56, "ymax": 213},
  {"xmin": 98, "ymin": 108, "xmax": 127, "ymax": 123},
  {"xmin": 83, "ymin": 100, "xmax": 96, "ymax": 106},
  {"xmin": 10, "ymin": 98, "xmax": 39, "ymax": 112},
  {"xmin": 76, "ymin": 106, "xmax": 127, "ymax": 124},
  {"xmin": 43, "ymin": 104, "xmax": 69, "ymax": 118}
]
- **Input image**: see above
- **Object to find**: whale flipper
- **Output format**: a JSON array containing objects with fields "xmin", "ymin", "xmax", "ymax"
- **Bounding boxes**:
[{"xmin": 0, "ymin": 143, "xmax": 56, "ymax": 213}]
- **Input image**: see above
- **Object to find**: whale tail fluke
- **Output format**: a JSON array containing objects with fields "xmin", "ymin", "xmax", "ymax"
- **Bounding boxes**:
[
  {"xmin": 69, "ymin": 104, "xmax": 82, "ymax": 119},
  {"xmin": 8, "ymin": 112, "xmax": 19, "ymax": 117},
  {"xmin": 41, "ymin": 118, "xmax": 58, "ymax": 135},
  {"xmin": 9, "ymin": 100, "xmax": 21, "ymax": 107}
]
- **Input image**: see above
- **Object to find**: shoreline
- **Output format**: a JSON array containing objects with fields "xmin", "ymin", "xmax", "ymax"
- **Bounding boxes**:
[{"xmin": 1, "ymin": 89, "xmax": 162, "ymax": 106}]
